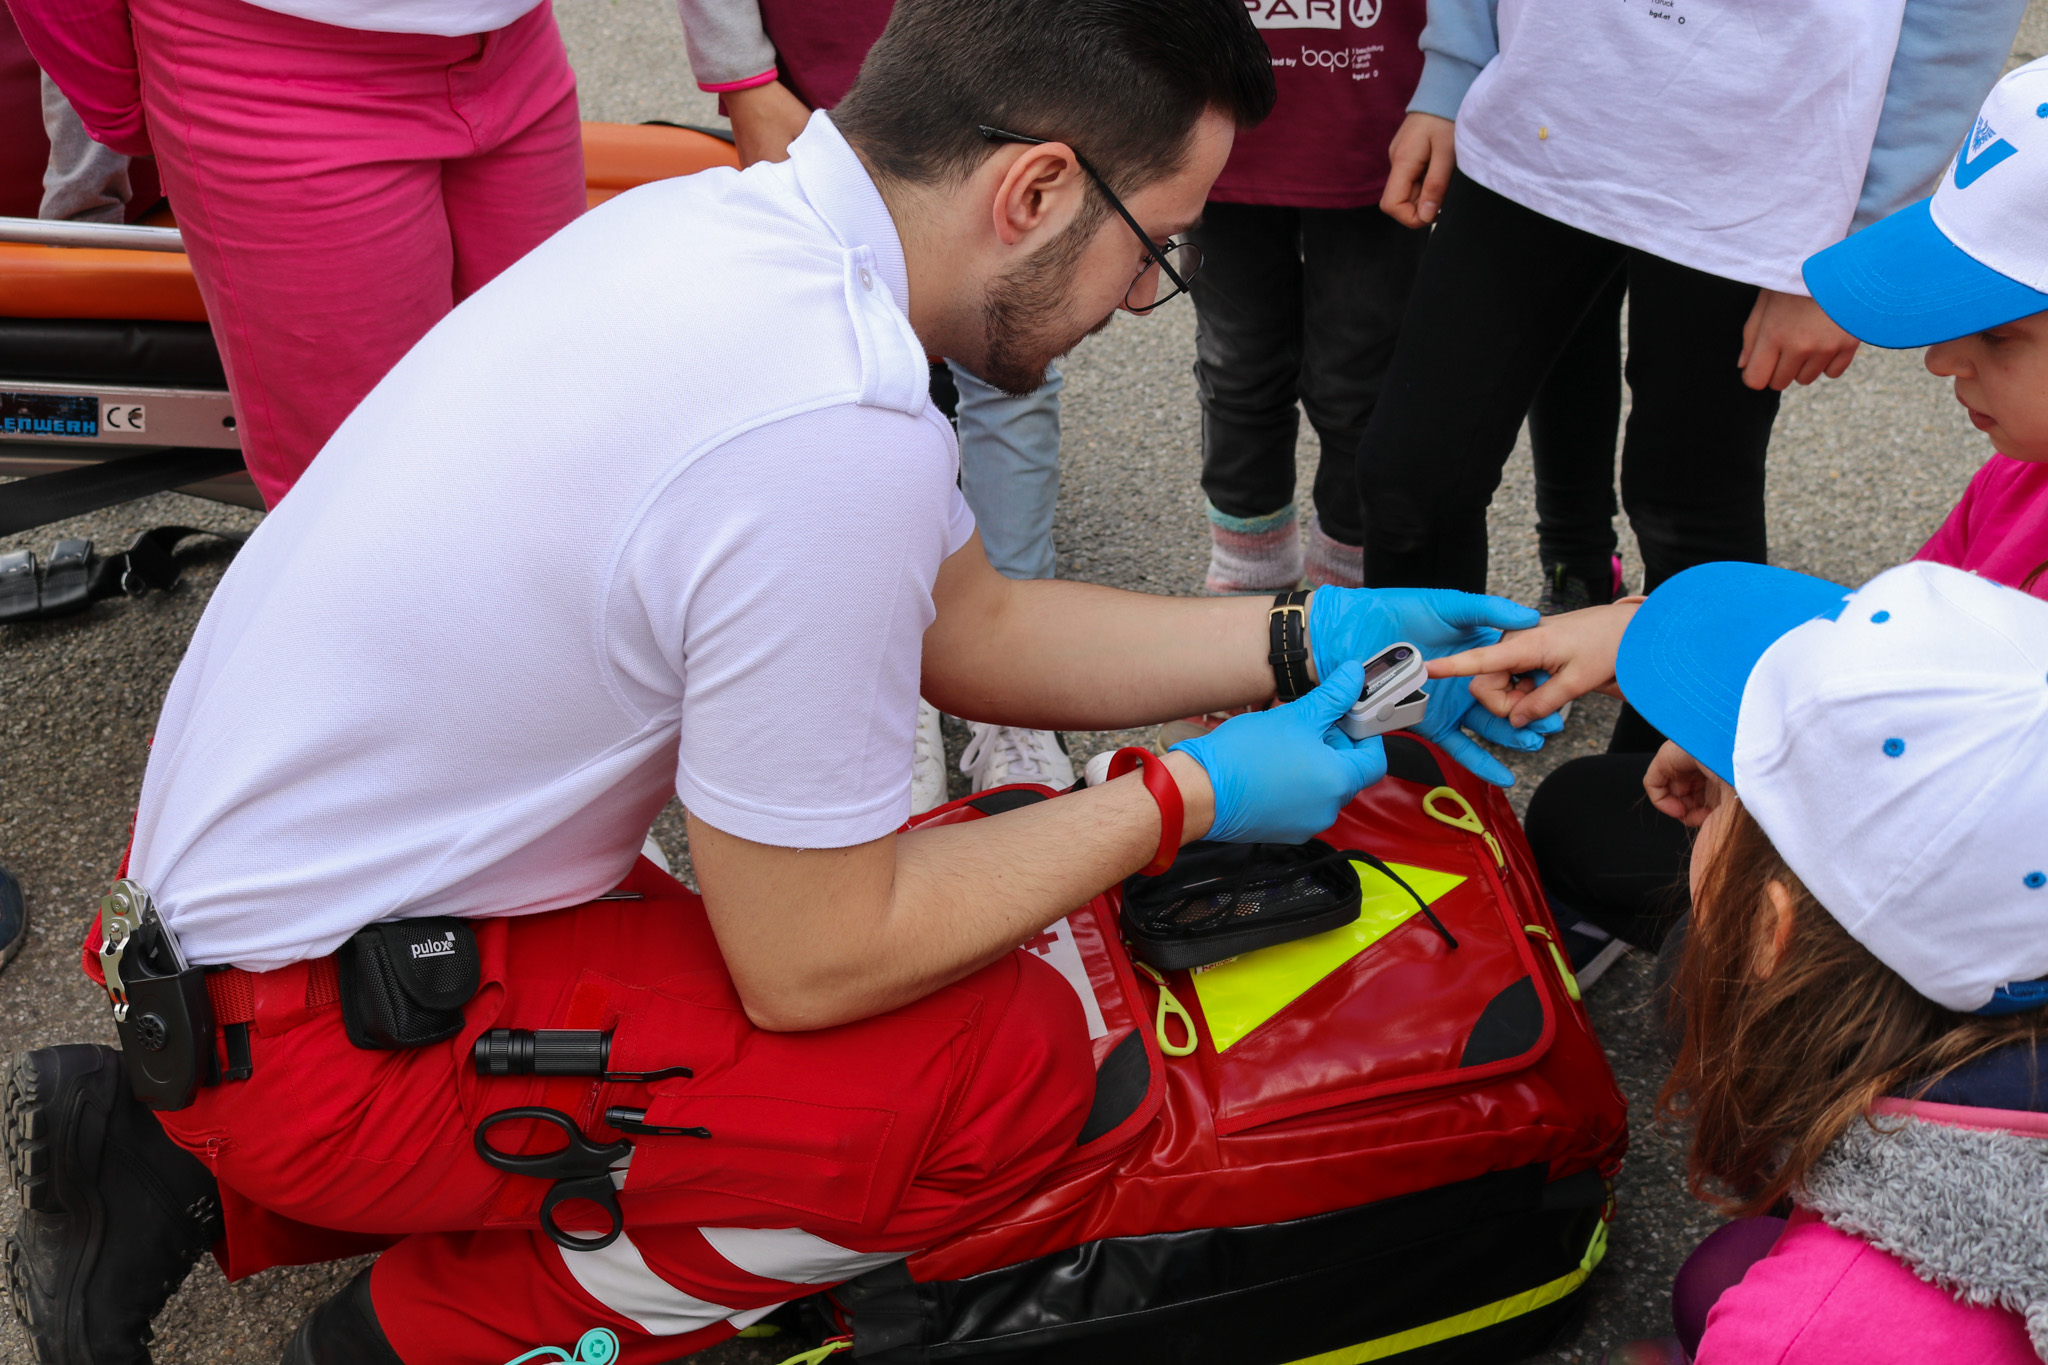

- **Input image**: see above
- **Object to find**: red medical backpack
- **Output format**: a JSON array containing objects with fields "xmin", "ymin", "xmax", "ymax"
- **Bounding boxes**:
[{"xmin": 835, "ymin": 733, "xmax": 1629, "ymax": 1365}]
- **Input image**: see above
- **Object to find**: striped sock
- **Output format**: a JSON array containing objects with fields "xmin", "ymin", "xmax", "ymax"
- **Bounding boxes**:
[
  {"xmin": 1205, "ymin": 501, "xmax": 1303, "ymax": 594},
  {"xmin": 1304, "ymin": 513, "xmax": 1363, "ymax": 590}
]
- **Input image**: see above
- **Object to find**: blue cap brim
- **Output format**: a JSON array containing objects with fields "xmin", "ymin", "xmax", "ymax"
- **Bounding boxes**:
[
  {"xmin": 1803, "ymin": 199, "xmax": 2048, "ymax": 349},
  {"xmin": 1616, "ymin": 563, "xmax": 1851, "ymax": 784}
]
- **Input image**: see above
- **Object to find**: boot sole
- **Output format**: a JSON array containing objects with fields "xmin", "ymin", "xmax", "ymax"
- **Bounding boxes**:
[
  {"xmin": 4, "ymin": 1045, "xmax": 126, "ymax": 1364},
  {"xmin": 6, "ymin": 1045, "xmax": 124, "ymax": 1214}
]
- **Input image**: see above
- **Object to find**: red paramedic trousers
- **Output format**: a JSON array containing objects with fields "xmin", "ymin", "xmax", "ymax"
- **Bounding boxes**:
[{"xmin": 155, "ymin": 858, "xmax": 1097, "ymax": 1365}]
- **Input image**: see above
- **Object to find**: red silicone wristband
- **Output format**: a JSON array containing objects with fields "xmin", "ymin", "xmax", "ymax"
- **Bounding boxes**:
[{"xmin": 1106, "ymin": 746, "xmax": 1184, "ymax": 876}]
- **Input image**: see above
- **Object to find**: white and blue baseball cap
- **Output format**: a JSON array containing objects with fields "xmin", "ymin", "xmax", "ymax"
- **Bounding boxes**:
[
  {"xmin": 1803, "ymin": 56, "xmax": 2048, "ymax": 348},
  {"xmin": 1618, "ymin": 561, "xmax": 2048, "ymax": 1014}
]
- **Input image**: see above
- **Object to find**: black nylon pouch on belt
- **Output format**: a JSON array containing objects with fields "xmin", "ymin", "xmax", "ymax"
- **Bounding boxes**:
[{"xmin": 336, "ymin": 919, "xmax": 480, "ymax": 1050}]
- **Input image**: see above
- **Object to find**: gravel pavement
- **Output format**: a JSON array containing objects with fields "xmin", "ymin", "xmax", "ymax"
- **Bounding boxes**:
[{"xmin": 4, "ymin": 8, "xmax": 2044, "ymax": 1362}]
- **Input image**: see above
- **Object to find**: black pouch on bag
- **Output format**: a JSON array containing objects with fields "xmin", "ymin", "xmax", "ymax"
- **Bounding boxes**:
[
  {"xmin": 1120, "ymin": 839, "xmax": 1365, "ymax": 972},
  {"xmin": 336, "ymin": 918, "xmax": 480, "ymax": 1050}
]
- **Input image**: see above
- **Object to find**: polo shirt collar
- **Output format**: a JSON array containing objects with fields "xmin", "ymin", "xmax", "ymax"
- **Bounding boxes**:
[{"xmin": 789, "ymin": 111, "xmax": 912, "ymax": 314}]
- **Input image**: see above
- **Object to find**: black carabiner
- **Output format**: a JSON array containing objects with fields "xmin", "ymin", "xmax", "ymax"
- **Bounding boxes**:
[{"xmin": 475, "ymin": 1107, "xmax": 634, "ymax": 1252}]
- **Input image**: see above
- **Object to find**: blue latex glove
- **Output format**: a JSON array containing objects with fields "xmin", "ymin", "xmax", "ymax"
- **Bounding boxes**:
[
  {"xmin": 1306, "ymin": 586, "xmax": 1540, "ymax": 676},
  {"xmin": 1308, "ymin": 586, "xmax": 1552, "ymax": 786},
  {"xmin": 1408, "ymin": 674, "xmax": 1563, "ymax": 787},
  {"xmin": 1170, "ymin": 661, "xmax": 1388, "ymax": 845}
]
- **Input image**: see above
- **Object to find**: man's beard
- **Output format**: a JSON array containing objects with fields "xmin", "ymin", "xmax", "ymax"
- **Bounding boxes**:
[{"xmin": 974, "ymin": 213, "xmax": 1116, "ymax": 397}]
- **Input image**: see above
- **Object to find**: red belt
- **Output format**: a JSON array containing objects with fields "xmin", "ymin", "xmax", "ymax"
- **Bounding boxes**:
[{"xmin": 204, "ymin": 955, "xmax": 341, "ymax": 1026}]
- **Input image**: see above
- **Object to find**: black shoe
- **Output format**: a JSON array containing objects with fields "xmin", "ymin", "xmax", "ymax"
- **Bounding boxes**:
[
  {"xmin": 4, "ymin": 1045, "xmax": 222, "ymax": 1364},
  {"xmin": 1537, "ymin": 554, "xmax": 1624, "ymax": 616},
  {"xmin": 0, "ymin": 867, "xmax": 23, "ymax": 973},
  {"xmin": 280, "ymin": 1267, "xmax": 405, "ymax": 1365},
  {"xmin": 1546, "ymin": 897, "xmax": 1632, "ymax": 991}
]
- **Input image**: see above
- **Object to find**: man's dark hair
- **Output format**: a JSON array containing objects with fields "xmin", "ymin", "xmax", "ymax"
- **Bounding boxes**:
[{"xmin": 834, "ymin": 0, "xmax": 1275, "ymax": 196}]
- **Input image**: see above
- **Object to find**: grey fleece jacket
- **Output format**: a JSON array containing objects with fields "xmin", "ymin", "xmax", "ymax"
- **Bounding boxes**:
[{"xmin": 1801, "ymin": 1108, "xmax": 2048, "ymax": 1359}]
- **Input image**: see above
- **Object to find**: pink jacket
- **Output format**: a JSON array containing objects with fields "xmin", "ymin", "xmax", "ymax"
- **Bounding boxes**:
[
  {"xmin": 1916, "ymin": 452, "xmax": 2048, "ymax": 599},
  {"xmin": 1697, "ymin": 1054, "xmax": 2048, "ymax": 1364},
  {"xmin": 7, "ymin": 0, "xmax": 151, "ymax": 156}
]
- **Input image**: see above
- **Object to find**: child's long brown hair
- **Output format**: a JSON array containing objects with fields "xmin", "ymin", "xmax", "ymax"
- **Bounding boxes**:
[{"xmin": 1657, "ymin": 797, "xmax": 2046, "ymax": 1216}]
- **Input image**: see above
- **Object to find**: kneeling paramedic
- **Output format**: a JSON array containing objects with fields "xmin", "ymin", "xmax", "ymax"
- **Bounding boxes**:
[{"xmin": 3, "ymin": 2, "xmax": 1555, "ymax": 1361}]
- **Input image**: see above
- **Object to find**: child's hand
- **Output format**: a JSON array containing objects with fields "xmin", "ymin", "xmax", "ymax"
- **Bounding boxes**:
[
  {"xmin": 1739, "ymin": 289, "xmax": 1860, "ymax": 391},
  {"xmin": 1643, "ymin": 742, "xmax": 1713, "ymax": 827},
  {"xmin": 1425, "ymin": 601, "xmax": 1640, "ymax": 726},
  {"xmin": 1381, "ymin": 112, "xmax": 1455, "ymax": 228}
]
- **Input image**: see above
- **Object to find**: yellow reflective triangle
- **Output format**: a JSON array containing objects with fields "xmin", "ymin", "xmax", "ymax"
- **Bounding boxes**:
[{"xmin": 1189, "ymin": 861, "xmax": 1467, "ymax": 1052}]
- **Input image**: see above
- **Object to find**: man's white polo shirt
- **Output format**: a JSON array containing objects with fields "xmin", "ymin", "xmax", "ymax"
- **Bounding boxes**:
[{"xmin": 128, "ymin": 113, "xmax": 974, "ymax": 971}]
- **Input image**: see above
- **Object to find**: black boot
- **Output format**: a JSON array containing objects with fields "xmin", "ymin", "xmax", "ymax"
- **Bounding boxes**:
[
  {"xmin": 280, "ymin": 1267, "xmax": 405, "ymax": 1365},
  {"xmin": 4, "ymin": 1045, "xmax": 222, "ymax": 1365},
  {"xmin": 1537, "ymin": 554, "xmax": 1623, "ymax": 616}
]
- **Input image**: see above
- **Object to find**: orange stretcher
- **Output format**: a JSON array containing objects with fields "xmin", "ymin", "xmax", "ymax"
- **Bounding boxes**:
[{"xmin": 0, "ymin": 121, "xmax": 738, "ymax": 514}]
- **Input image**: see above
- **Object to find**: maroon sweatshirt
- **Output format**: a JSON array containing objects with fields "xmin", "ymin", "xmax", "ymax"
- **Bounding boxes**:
[{"xmin": 756, "ymin": 0, "xmax": 1423, "ymax": 209}]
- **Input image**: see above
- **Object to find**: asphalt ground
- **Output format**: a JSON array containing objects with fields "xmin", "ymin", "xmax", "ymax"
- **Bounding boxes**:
[{"xmin": 4, "ymin": 7, "xmax": 2045, "ymax": 1362}]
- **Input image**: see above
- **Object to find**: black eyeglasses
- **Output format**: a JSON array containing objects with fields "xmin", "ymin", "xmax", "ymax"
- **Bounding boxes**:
[{"xmin": 977, "ymin": 125, "xmax": 1202, "ymax": 314}]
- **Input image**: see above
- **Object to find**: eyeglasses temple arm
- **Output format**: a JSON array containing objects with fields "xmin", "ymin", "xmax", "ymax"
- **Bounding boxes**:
[{"xmin": 976, "ymin": 125, "xmax": 1187, "ymax": 292}]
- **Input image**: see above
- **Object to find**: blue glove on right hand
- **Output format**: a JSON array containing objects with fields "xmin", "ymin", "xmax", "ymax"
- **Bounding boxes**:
[
  {"xmin": 1170, "ymin": 661, "xmax": 1388, "ymax": 845},
  {"xmin": 1307, "ymin": 585, "xmax": 1554, "ymax": 786},
  {"xmin": 1307, "ymin": 586, "xmax": 1540, "ymax": 679}
]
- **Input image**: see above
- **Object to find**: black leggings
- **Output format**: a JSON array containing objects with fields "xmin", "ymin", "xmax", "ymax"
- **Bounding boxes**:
[
  {"xmin": 1355, "ymin": 171, "xmax": 1781, "ymax": 594},
  {"xmin": 1525, "ymin": 752, "xmax": 1692, "ymax": 950},
  {"xmin": 1531, "ymin": 272, "xmax": 1626, "ymax": 571}
]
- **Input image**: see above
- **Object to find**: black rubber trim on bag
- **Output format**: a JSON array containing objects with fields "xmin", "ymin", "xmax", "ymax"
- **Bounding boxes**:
[
  {"xmin": 1458, "ymin": 976, "xmax": 1544, "ymax": 1068},
  {"xmin": 1381, "ymin": 733, "xmax": 1448, "ymax": 787},
  {"xmin": 1075, "ymin": 1029, "xmax": 1149, "ymax": 1145},
  {"xmin": 842, "ymin": 1163, "xmax": 1603, "ymax": 1365},
  {"xmin": 336, "ymin": 918, "xmax": 480, "ymax": 1051}
]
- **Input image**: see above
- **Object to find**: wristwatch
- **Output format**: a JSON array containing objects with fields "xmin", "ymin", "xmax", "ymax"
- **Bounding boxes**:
[{"xmin": 1267, "ymin": 589, "xmax": 1312, "ymax": 702}]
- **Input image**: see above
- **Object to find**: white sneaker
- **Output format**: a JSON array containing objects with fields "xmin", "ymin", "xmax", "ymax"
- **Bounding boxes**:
[
  {"xmin": 958, "ymin": 722, "xmax": 1076, "ymax": 792},
  {"xmin": 911, "ymin": 699, "xmax": 949, "ymax": 815}
]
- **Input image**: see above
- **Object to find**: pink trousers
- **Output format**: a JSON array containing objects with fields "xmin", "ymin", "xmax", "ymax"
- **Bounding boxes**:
[{"xmin": 125, "ymin": 0, "xmax": 587, "ymax": 505}]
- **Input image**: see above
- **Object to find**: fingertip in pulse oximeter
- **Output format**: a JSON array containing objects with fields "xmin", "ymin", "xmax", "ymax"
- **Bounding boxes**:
[{"xmin": 1336, "ymin": 641, "xmax": 1429, "ymax": 741}]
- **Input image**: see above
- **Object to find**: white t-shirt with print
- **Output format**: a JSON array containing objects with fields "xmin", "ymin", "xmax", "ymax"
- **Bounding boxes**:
[
  {"xmin": 129, "ymin": 113, "xmax": 974, "ymax": 972},
  {"xmin": 1454, "ymin": 0, "xmax": 1908, "ymax": 293}
]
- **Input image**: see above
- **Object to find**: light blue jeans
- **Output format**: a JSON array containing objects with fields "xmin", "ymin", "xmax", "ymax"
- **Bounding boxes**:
[{"xmin": 950, "ymin": 360, "xmax": 1063, "ymax": 582}]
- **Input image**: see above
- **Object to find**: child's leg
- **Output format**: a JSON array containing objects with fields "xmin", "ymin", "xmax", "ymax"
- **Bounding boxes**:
[
  {"xmin": 1616, "ymin": 251, "xmax": 1781, "ymax": 593},
  {"xmin": 1672, "ymin": 1217, "xmax": 1790, "ymax": 1355},
  {"xmin": 127, "ymin": 0, "xmax": 582, "ymax": 506},
  {"xmin": 1353, "ymin": 173, "xmax": 1623, "ymax": 591},
  {"xmin": 438, "ymin": 9, "xmax": 587, "ymax": 303},
  {"xmin": 948, "ymin": 361, "xmax": 1064, "ymax": 583},
  {"xmin": 1530, "ymin": 271, "xmax": 1627, "ymax": 606},
  {"xmin": 1524, "ymin": 752, "xmax": 1692, "ymax": 949},
  {"xmin": 1189, "ymin": 201, "xmax": 1308, "ymax": 593},
  {"xmin": 1294, "ymin": 204, "xmax": 1428, "ymax": 588}
]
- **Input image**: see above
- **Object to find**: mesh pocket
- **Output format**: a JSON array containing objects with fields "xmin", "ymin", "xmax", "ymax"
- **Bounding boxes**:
[
  {"xmin": 1121, "ymin": 841, "xmax": 1364, "ymax": 971},
  {"xmin": 336, "ymin": 918, "xmax": 479, "ymax": 1050},
  {"xmin": 1146, "ymin": 864, "xmax": 1345, "ymax": 933}
]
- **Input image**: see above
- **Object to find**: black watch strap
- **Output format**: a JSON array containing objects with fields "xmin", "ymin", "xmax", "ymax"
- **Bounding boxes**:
[{"xmin": 1267, "ymin": 588, "xmax": 1312, "ymax": 702}]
